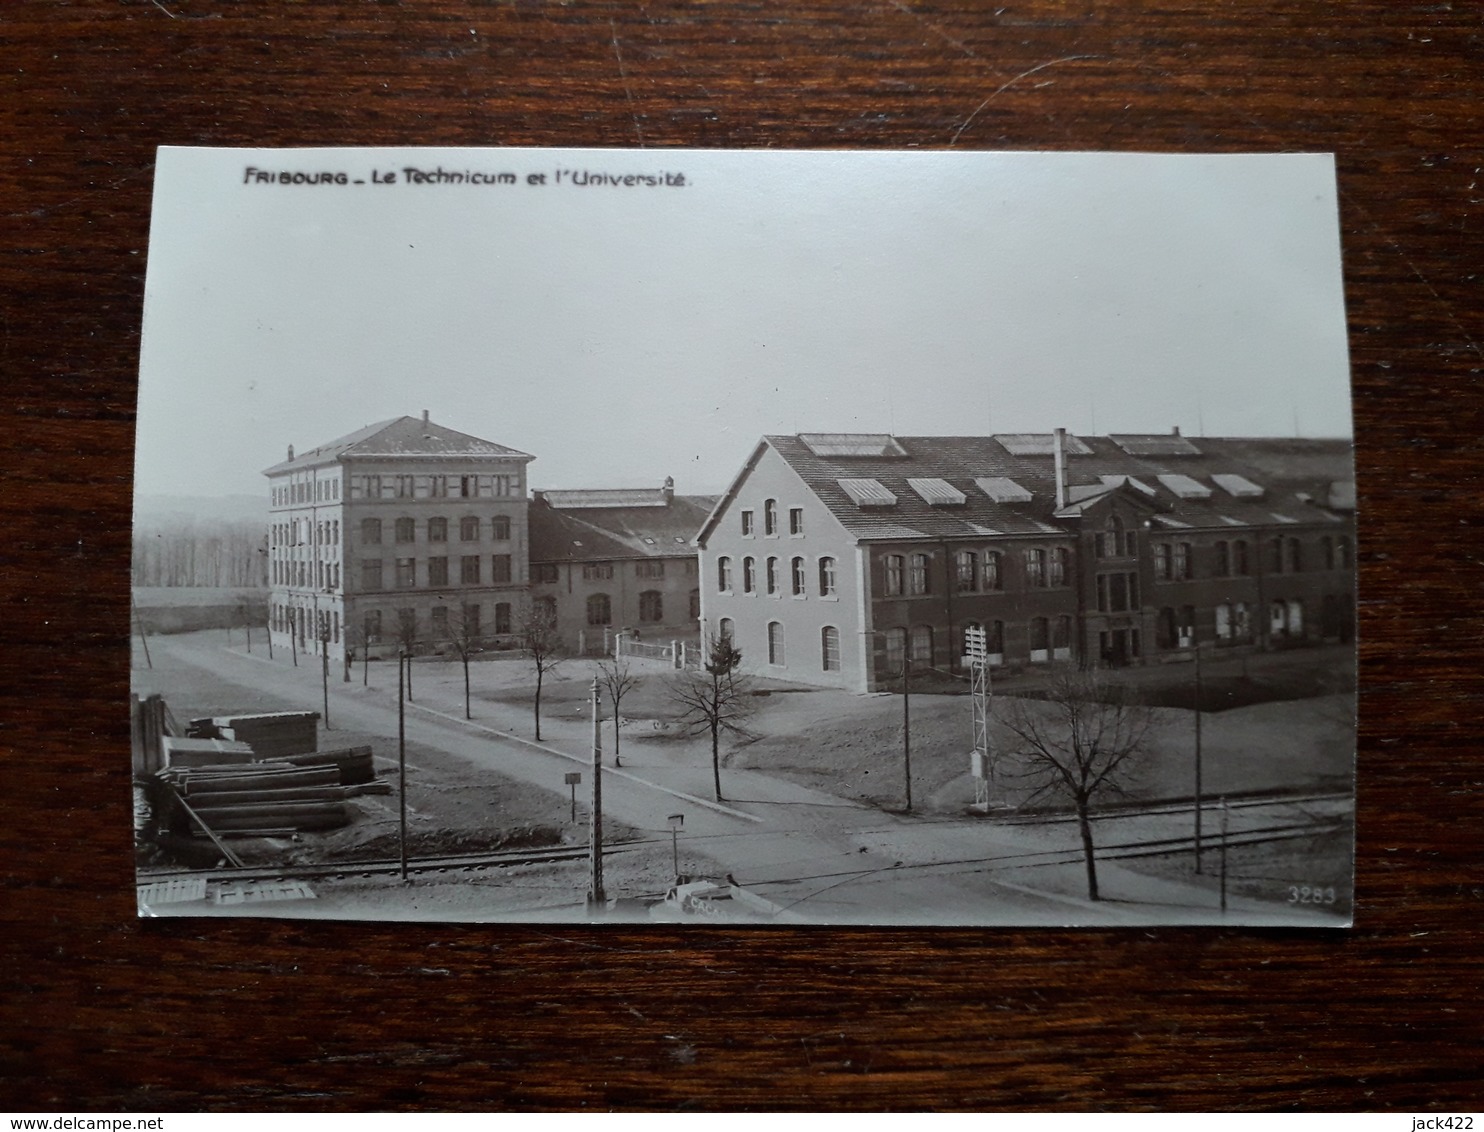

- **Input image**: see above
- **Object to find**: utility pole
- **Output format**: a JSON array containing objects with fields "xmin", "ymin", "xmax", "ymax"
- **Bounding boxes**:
[
  {"xmin": 1219, "ymin": 795, "xmax": 1229, "ymax": 915},
  {"xmin": 901, "ymin": 657, "xmax": 913, "ymax": 812},
  {"xmin": 132, "ymin": 597, "xmax": 153, "ymax": 670},
  {"xmin": 1194, "ymin": 640, "xmax": 1204, "ymax": 874},
  {"xmin": 321, "ymin": 629, "xmax": 331, "ymax": 730},
  {"xmin": 398, "ymin": 651, "xmax": 408, "ymax": 882},
  {"xmin": 588, "ymin": 677, "xmax": 605, "ymax": 909}
]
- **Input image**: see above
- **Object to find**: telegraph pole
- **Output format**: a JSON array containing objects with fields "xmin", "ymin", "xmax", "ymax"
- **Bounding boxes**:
[
  {"xmin": 398, "ymin": 651, "xmax": 408, "ymax": 881},
  {"xmin": 321, "ymin": 628, "xmax": 331, "ymax": 730},
  {"xmin": 901, "ymin": 657, "xmax": 913, "ymax": 812},
  {"xmin": 588, "ymin": 677, "xmax": 605, "ymax": 909},
  {"xmin": 1194, "ymin": 640, "xmax": 1204, "ymax": 874}
]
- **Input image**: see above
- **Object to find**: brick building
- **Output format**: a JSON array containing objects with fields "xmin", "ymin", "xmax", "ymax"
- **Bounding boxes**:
[
  {"xmin": 527, "ymin": 480, "xmax": 715, "ymax": 654},
  {"xmin": 695, "ymin": 431, "xmax": 1355, "ymax": 693},
  {"xmin": 263, "ymin": 413, "xmax": 534, "ymax": 660}
]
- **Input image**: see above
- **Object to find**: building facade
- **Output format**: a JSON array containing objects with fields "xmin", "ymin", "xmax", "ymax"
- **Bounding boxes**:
[
  {"xmin": 527, "ymin": 480, "xmax": 714, "ymax": 654},
  {"xmin": 696, "ymin": 432, "xmax": 1355, "ymax": 693},
  {"xmin": 263, "ymin": 413, "xmax": 534, "ymax": 660}
]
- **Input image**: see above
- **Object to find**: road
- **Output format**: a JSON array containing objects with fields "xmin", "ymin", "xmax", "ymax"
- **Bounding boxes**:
[{"xmin": 133, "ymin": 633, "xmax": 1349, "ymax": 926}]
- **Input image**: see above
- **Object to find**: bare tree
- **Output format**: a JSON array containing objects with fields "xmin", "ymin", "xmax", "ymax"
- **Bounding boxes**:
[
  {"xmin": 394, "ymin": 608, "xmax": 419, "ymax": 701},
  {"xmin": 670, "ymin": 632, "xmax": 753, "ymax": 802},
  {"xmin": 595, "ymin": 656, "xmax": 643, "ymax": 767},
  {"xmin": 448, "ymin": 603, "xmax": 484, "ymax": 720},
  {"xmin": 517, "ymin": 600, "xmax": 564, "ymax": 741},
  {"xmin": 998, "ymin": 671, "xmax": 1157, "ymax": 902}
]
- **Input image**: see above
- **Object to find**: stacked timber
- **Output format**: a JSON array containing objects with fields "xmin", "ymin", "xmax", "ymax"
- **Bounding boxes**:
[
  {"xmin": 159, "ymin": 759, "xmax": 360, "ymax": 839},
  {"xmin": 279, "ymin": 745, "xmax": 376, "ymax": 786},
  {"xmin": 161, "ymin": 736, "xmax": 255, "ymax": 768},
  {"xmin": 209, "ymin": 712, "xmax": 320, "ymax": 759}
]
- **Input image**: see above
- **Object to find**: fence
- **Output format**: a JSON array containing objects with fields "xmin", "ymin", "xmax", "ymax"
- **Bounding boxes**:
[{"xmin": 613, "ymin": 635, "xmax": 700, "ymax": 669}]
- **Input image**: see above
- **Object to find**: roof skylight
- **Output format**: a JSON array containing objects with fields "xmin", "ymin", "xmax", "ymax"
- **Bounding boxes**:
[
  {"xmin": 908, "ymin": 478, "xmax": 967, "ymax": 506},
  {"xmin": 800, "ymin": 433, "xmax": 908, "ymax": 458},
  {"xmin": 837, "ymin": 478, "xmax": 898, "ymax": 508},
  {"xmin": 1211, "ymin": 473, "xmax": 1265, "ymax": 499},
  {"xmin": 1157, "ymin": 473, "xmax": 1213, "ymax": 499},
  {"xmin": 974, "ymin": 476, "xmax": 1034, "ymax": 503}
]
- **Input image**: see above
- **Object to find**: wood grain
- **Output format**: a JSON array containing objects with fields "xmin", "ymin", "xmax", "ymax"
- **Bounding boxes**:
[{"xmin": 2, "ymin": 0, "xmax": 1481, "ymax": 1111}]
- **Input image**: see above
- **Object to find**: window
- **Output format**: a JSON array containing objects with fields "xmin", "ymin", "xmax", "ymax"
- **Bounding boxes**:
[
  {"xmin": 818, "ymin": 556, "xmax": 837, "ymax": 597},
  {"xmin": 461, "ymin": 602, "xmax": 480, "ymax": 638},
  {"xmin": 494, "ymin": 602, "xmax": 511, "ymax": 635},
  {"xmin": 533, "ymin": 563, "xmax": 559, "ymax": 584},
  {"xmin": 1286, "ymin": 538, "xmax": 1303, "ymax": 573},
  {"xmin": 636, "ymin": 560, "xmax": 666, "ymax": 579},
  {"xmin": 768, "ymin": 621, "xmax": 785, "ymax": 665},
  {"xmin": 884, "ymin": 627, "xmax": 906, "ymax": 674},
  {"xmin": 492, "ymin": 554, "xmax": 512, "ymax": 583},
  {"xmin": 1179, "ymin": 605, "xmax": 1196, "ymax": 648},
  {"xmin": 956, "ymin": 550, "xmax": 978, "ymax": 593},
  {"xmin": 460, "ymin": 516, "xmax": 480, "ymax": 542},
  {"xmin": 395, "ymin": 558, "xmax": 415, "ymax": 588},
  {"xmin": 688, "ymin": 589, "xmax": 700, "ymax": 619},
  {"xmin": 362, "ymin": 518, "xmax": 382, "ymax": 545},
  {"xmin": 1233, "ymin": 539, "xmax": 1250, "ymax": 576},
  {"xmin": 821, "ymin": 627, "xmax": 841, "ymax": 672},
  {"xmin": 1051, "ymin": 547, "xmax": 1070, "ymax": 588},
  {"xmin": 742, "ymin": 556, "xmax": 757, "ymax": 594},
  {"xmin": 640, "ymin": 590, "xmax": 664, "ymax": 622},
  {"xmin": 884, "ymin": 555, "xmax": 904, "ymax": 597},
  {"xmin": 461, "ymin": 555, "xmax": 481, "ymax": 584},
  {"xmin": 911, "ymin": 624, "xmax": 933, "ymax": 666},
  {"xmin": 395, "ymin": 517, "xmax": 415, "ymax": 543},
  {"xmin": 766, "ymin": 557, "xmax": 779, "ymax": 595},
  {"xmin": 983, "ymin": 551, "xmax": 1002, "ymax": 591},
  {"xmin": 431, "ymin": 605, "xmax": 449, "ymax": 639},
  {"xmin": 1096, "ymin": 571, "xmax": 1139, "ymax": 613},
  {"xmin": 587, "ymin": 593, "xmax": 611, "ymax": 625},
  {"xmin": 1097, "ymin": 515, "xmax": 1130, "ymax": 558},
  {"xmin": 395, "ymin": 475, "xmax": 415, "ymax": 498},
  {"xmin": 789, "ymin": 507, "xmax": 804, "ymax": 536},
  {"xmin": 1269, "ymin": 537, "xmax": 1285, "ymax": 573},
  {"xmin": 1215, "ymin": 541, "xmax": 1230, "ymax": 577},
  {"xmin": 364, "ymin": 610, "xmax": 382, "ymax": 643},
  {"xmin": 428, "ymin": 557, "xmax": 449, "ymax": 586},
  {"xmin": 429, "ymin": 475, "xmax": 448, "ymax": 499},
  {"xmin": 719, "ymin": 618, "xmax": 734, "ymax": 644},
  {"xmin": 583, "ymin": 563, "xmax": 614, "ymax": 581},
  {"xmin": 1024, "ymin": 548, "xmax": 1047, "ymax": 588},
  {"xmin": 491, "ymin": 515, "xmax": 510, "ymax": 540},
  {"xmin": 361, "ymin": 559, "xmax": 383, "ymax": 590},
  {"xmin": 764, "ymin": 499, "xmax": 778, "ymax": 536},
  {"xmin": 988, "ymin": 620, "xmax": 1005, "ymax": 664},
  {"xmin": 1175, "ymin": 542, "xmax": 1193, "ymax": 581},
  {"xmin": 791, "ymin": 557, "xmax": 806, "ymax": 597},
  {"xmin": 460, "ymin": 475, "xmax": 475, "ymax": 498},
  {"xmin": 1215, "ymin": 603, "xmax": 1232, "ymax": 642},
  {"xmin": 1154, "ymin": 543, "xmax": 1173, "ymax": 582},
  {"xmin": 1053, "ymin": 615, "xmax": 1073, "ymax": 660},
  {"xmin": 397, "ymin": 607, "xmax": 417, "ymax": 642},
  {"xmin": 1029, "ymin": 617, "xmax": 1050, "ymax": 662},
  {"xmin": 1287, "ymin": 599, "xmax": 1304, "ymax": 635},
  {"xmin": 909, "ymin": 553, "xmax": 931, "ymax": 595},
  {"xmin": 1157, "ymin": 607, "xmax": 1177, "ymax": 649},
  {"xmin": 741, "ymin": 510, "xmax": 754, "ymax": 537},
  {"xmin": 717, "ymin": 556, "xmax": 733, "ymax": 592}
]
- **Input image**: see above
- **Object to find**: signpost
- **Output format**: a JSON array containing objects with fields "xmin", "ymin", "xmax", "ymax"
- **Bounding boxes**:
[
  {"xmin": 565, "ymin": 771, "xmax": 582, "ymax": 824},
  {"xmin": 587, "ymin": 678, "xmax": 604, "ymax": 909}
]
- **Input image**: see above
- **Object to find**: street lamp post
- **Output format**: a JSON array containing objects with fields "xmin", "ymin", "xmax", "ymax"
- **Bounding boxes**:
[
  {"xmin": 668, "ymin": 812, "xmax": 684, "ymax": 881},
  {"xmin": 1193, "ymin": 638, "xmax": 1204, "ymax": 874}
]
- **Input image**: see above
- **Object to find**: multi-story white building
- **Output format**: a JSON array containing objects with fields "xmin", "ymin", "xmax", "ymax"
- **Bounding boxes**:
[{"xmin": 263, "ymin": 412, "xmax": 534, "ymax": 660}]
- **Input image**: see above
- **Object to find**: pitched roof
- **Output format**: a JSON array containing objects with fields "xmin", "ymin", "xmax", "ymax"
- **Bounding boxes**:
[
  {"xmin": 263, "ymin": 416, "xmax": 532, "ymax": 474},
  {"xmin": 529, "ymin": 494, "xmax": 718, "ymax": 562},
  {"xmin": 741, "ymin": 433, "xmax": 1352, "ymax": 542}
]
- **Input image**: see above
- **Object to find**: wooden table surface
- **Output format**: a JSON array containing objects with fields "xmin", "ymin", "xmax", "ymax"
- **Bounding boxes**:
[{"xmin": 2, "ymin": 0, "xmax": 1480, "ymax": 1111}]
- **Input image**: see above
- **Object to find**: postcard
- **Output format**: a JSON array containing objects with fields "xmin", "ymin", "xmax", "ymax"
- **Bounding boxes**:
[{"xmin": 132, "ymin": 147, "xmax": 1355, "ymax": 925}]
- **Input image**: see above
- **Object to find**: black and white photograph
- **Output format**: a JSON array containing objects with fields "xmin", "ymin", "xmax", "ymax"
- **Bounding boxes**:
[{"xmin": 131, "ymin": 146, "xmax": 1356, "ymax": 925}]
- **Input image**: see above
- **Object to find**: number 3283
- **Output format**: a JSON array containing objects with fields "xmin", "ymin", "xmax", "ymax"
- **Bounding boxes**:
[{"xmin": 1288, "ymin": 885, "xmax": 1337, "ymax": 905}]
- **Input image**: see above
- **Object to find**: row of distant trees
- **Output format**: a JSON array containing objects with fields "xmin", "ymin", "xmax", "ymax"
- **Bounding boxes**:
[{"xmin": 132, "ymin": 518, "xmax": 265, "ymax": 588}]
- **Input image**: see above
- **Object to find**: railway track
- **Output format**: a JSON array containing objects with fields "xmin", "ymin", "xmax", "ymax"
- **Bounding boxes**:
[
  {"xmin": 994, "ymin": 788, "xmax": 1352, "ymax": 826},
  {"xmin": 138, "ymin": 840, "xmax": 639, "ymax": 887}
]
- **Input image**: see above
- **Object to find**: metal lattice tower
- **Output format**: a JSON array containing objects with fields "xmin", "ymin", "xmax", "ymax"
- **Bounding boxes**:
[{"xmin": 964, "ymin": 626, "xmax": 997, "ymax": 810}]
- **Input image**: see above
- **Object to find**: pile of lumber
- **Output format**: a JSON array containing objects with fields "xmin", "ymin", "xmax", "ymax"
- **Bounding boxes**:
[
  {"xmin": 157, "ymin": 745, "xmax": 388, "ymax": 839},
  {"xmin": 161, "ymin": 736, "xmax": 255, "ymax": 768},
  {"xmin": 187, "ymin": 712, "xmax": 319, "ymax": 759}
]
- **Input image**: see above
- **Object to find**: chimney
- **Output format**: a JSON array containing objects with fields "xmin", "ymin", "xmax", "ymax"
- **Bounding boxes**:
[
  {"xmin": 422, "ymin": 409, "xmax": 430, "ymax": 425},
  {"xmin": 1172, "ymin": 425, "xmax": 1181, "ymax": 436},
  {"xmin": 287, "ymin": 444, "xmax": 295, "ymax": 462},
  {"xmin": 1053, "ymin": 428, "xmax": 1068, "ymax": 510},
  {"xmin": 661, "ymin": 475, "xmax": 674, "ymax": 503}
]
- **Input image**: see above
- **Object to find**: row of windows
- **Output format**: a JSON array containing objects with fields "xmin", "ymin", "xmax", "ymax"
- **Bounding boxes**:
[
  {"xmin": 361, "ymin": 515, "xmax": 513, "ymax": 545},
  {"xmin": 531, "ymin": 559, "xmax": 697, "ymax": 584},
  {"xmin": 584, "ymin": 590, "xmax": 701, "ymax": 626},
  {"xmin": 359, "ymin": 601, "xmax": 514, "ymax": 644},
  {"xmin": 274, "ymin": 559, "xmax": 343, "ymax": 589},
  {"xmin": 359, "ymin": 554, "xmax": 514, "ymax": 590},
  {"xmin": 716, "ymin": 555, "xmax": 838, "ymax": 598},
  {"xmin": 349, "ymin": 474, "xmax": 521, "ymax": 501},
  {"xmin": 272, "ymin": 605, "xmax": 341, "ymax": 642},
  {"xmin": 271, "ymin": 518, "xmax": 342, "ymax": 549},
  {"xmin": 1154, "ymin": 536, "xmax": 1353, "ymax": 582},
  {"xmin": 888, "ymin": 547, "xmax": 1070, "ymax": 597},
  {"xmin": 715, "ymin": 619, "xmax": 840, "ymax": 672},
  {"xmin": 272, "ymin": 478, "xmax": 341, "ymax": 507},
  {"xmin": 739, "ymin": 499, "xmax": 805, "ymax": 539}
]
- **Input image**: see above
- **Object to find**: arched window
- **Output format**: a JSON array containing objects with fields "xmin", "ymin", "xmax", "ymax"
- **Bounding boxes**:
[
  {"xmin": 1053, "ymin": 615, "xmax": 1073, "ymax": 660},
  {"xmin": 988, "ymin": 621, "xmax": 1005, "ymax": 663},
  {"xmin": 791, "ymin": 557, "xmax": 806, "ymax": 597},
  {"xmin": 491, "ymin": 515, "xmax": 511, "ymax": 540},
  {"xmin": 1051, "ymin": 547, "xmax": 1070, "ymax": 587},
  {"xmin": 395, "ymin": 517, "xmax": 415, "ymax": 543},
  {"xmin": 742, "ymin": 556, "xmax": 756, "ymax": 594},
  {"xmin": 717, "ymin": 556, "xmax": 732, "ymax": 592},
  {"xmin": 639, "ymin": 590, "xmax": 663, "ymax": 623},
  {"xmin": 1024, "ymin": 547, "xmax": 1047, "ymax": 588},
  {"xmin": 361, "ymin": 518, "xmax": 382, "ymax": 546},
  {"xmin": 818, "ymin": 556, "xmax": 837, "ymax": 597},
  {"xmin": 909, "ymin": 553, "xmax": 931, "ymax": 595},
  {"xmin": 983, "ymin": 551, "xmax": 1002, "ymax": 591},
  {"xmin": 956, "ymin": 550, "xmax": 978, "ymax": 593},
  {"xmin": 884, "ymin": 555, "xmax": 905, "ymax": 596},
  {"xmin": 428, "ymin": 517, "xmax": 447, "ymax": 543},
  {"xmin": 1233, "ymin": 539, "xmax": 1250, "ymax": 575},
  {"xmin": 821, "ymin": 626, "xmax": 841, "ymax": 672},
  {"xmin": 718, "ymin": 617, "xmax": 734, "ymax": 644},
  {"xmin": 764, "ymin": 499, "xmax": 778, "ymax": 536},
  {"xmin": 1216, "ymin": 603, "xmax": 1232, "ymax": 641},
  {"xmin": 767, "ymin": 621, "xmax": 785, "ymax": 665},
  {"xmin": 884, "ymin": 627, "xmax": 907, "ymax": 675},
  {"xmin": 460, "ymin": 516, "xmax": 480, "ymax": 542},
  {"xmin": 586, "ymin": 593, "xmax": 611, "ymax": 626},
  {"xmin": 1286, "ymin": 538, "xmax": 1303, "ymax": 573},
  {"xmin": 766, "ymin": 557, "xmax": 779, "ymax": 595},
  {"xmin": 1099, "ymin": 515, "xmax": 1126, "ymax": 558},
  {"xmin": 1029, "ymin": 617, "xmax": 1050, "ymax": 662}
]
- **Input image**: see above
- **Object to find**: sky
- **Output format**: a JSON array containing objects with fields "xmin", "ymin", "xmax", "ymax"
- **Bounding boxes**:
[{"xmin": 135, "ymin": 147, "xmax": 1354, "ymax": 501}]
